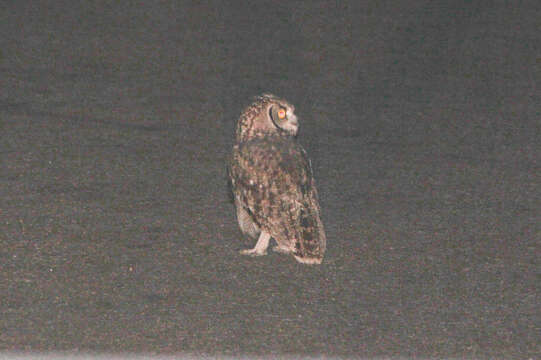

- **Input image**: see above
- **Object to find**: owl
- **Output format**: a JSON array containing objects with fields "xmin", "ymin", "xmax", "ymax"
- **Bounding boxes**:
[{"xmin": 228, "ymin": 94, "xmax": 326, "ymax": 264}]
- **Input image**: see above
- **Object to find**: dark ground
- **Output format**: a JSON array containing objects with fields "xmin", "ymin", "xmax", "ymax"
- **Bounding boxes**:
[{"xmin": 1, "ymin": 1, "xmax": 539, "ymax": 358}]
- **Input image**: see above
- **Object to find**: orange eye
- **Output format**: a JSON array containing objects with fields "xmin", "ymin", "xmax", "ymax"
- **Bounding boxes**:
[{"xmin": 278, "ymin": 109, "xmax": 286, "ymax": 119}]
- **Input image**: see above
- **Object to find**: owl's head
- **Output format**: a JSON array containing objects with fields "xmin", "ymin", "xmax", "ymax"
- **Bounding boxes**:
[{"xmin": 236, "ymin": 94, "xmax": 299, "ymax": 142}]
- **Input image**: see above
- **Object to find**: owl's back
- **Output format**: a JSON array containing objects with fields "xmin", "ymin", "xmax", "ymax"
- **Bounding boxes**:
[{"xmin": 230, "ymin": 135, "xmax": 326, "ymax": 263}]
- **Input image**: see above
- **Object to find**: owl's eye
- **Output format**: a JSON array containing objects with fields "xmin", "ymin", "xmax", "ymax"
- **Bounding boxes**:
[{"xmin": 277, "ymin": 109, "xmax": 286, "ymax": 119}]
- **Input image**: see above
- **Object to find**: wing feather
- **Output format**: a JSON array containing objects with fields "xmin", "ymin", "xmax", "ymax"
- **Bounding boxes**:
[{"xmin": 230, "ymin": 136, "xmax": 325, "ymax": 262}]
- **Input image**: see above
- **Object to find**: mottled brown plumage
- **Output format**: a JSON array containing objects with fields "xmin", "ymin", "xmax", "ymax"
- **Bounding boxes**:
[{"xmin": 229, "ymin": 94, "xmax": 326, "ymax": 264}]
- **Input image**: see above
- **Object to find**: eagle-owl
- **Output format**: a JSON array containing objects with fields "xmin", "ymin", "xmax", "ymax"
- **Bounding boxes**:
[{"xmin": 228, "ymin": 94, "xmax": 326, "ymax": 264}]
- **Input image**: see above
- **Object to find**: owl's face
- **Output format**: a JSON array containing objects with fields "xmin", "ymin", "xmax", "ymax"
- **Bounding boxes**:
[{"xmin": 236, "ymin": 94, "xmax": 298, "ymax": 142}]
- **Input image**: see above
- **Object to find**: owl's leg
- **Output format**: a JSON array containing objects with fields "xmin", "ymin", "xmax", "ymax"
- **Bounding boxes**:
[
  {"xmin": 236, "ymin": 204, "xmax": 260, "ymax": 239},
  {"xmin": 240, "ymin": 231, "xmax": 270, "ymax": 256}
]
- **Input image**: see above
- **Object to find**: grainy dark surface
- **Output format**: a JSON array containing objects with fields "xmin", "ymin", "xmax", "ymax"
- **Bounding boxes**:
[{"xmin": 1, "ymin": 1, "xmax": 539, "ymax": 358}]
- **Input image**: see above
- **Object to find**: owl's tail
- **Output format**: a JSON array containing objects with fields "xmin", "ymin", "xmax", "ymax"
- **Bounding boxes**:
[{"xmin": 293, "ymin": 199, "xmax": 326, "ymax": 265}]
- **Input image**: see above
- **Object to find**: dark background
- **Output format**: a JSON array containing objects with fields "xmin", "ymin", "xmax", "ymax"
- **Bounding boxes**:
[{"xmin": 1, "ymin": 0, "xmax": 539, "ymax": 358}]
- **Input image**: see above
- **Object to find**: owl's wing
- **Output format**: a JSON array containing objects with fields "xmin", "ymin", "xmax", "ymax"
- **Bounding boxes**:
[
  {"xmin": 226, "ymin": 163, "xmax": 235, "ymax": 204},
  {"xmin": 228, "ymin": 149, "xmax": 261, "ymax": 239},
  {"xmin": 231, "ymin": 137, "xmax": 326, "ymax": 263},
  {"xmin": 289, "ymin": 145, "xmax": 326, "ymax": 263}
]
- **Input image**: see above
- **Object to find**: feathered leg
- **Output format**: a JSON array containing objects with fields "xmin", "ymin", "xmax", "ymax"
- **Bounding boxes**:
[
  {"xmin": 240, "ymin": 231, "xmax": 270, "ymax": 256},
  {"xmin": 236, "ymin": 202, "xmax": 260, "ymax": 239}
]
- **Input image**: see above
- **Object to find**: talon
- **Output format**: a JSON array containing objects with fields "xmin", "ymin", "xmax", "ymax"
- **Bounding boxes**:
[
  {"xmin": 272, "ymin": 245, "xmax": 291, "ymax": 254},
  {"xmin": 240, "ymin": 248, "xmax": 267, "ymax": 256},
  {"xmin": 239, "ymin": 231, "xmax": 271, "ymax": 257}
]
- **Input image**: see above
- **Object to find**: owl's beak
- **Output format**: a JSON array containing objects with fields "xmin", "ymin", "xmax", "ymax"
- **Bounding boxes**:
[
  {"xmin": 288, "ymin": 112, "xmax": 298, "ymax": 125},
  {"xmin": 290, "ymin": 115, "xmax": 298, "ymax": 127},
  {"xmin": 289, "ymin": 115, "xmax": 299, "ymax": 133}
]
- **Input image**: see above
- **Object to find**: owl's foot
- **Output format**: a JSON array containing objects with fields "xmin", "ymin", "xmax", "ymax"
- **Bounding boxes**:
[
  {"xmin": 293, "ymin": 254, "xmax": 323, "ymax": 265},
  {"xmin": 240, "ymin": 231, "xmax": 270, "ymax": 257},
  {"xmin": 272, "ymin": 245, "xmax": 292, "ymax": 254},
  {"xmin": 240, "ymin": 248, "xmax": 267, "ymax": 256}
]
